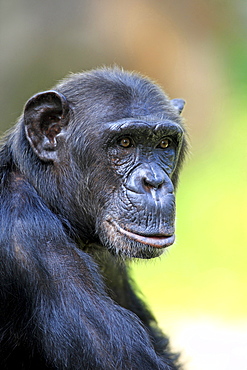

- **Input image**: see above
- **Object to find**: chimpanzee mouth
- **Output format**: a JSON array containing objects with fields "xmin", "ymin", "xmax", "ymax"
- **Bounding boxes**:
[{"xmin": 109, "ymin": 221, "xmax": 175, "ymax": 249}]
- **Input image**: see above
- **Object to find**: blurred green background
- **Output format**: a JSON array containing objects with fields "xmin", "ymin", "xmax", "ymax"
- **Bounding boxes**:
[{"xmin": 0, "ymin": 1, "xmax": 246, "ymax": 368}]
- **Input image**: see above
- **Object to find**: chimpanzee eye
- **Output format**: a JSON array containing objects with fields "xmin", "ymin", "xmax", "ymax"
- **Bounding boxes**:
[
  {"xmin": 157, "ymin": 138, "xmax": 170, "ymax": 149},
  {"xmin": 119, "ymin": 137, "xmax": 132, "ymax": 148}
]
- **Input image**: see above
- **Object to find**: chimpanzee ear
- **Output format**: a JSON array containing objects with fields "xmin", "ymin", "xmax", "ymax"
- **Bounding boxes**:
[
  {"xmin": 24, "ymin": 90, "xmax": 70, "ymax": 162},
  {"xmin": 170, "ymin": 99, "xmax": 186, "ymax": 115}
]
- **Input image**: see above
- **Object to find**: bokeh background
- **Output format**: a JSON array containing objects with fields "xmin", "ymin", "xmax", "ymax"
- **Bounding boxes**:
[{"xmin": 0, "ymin": 1, "xmax": 246, "ymax": 369}]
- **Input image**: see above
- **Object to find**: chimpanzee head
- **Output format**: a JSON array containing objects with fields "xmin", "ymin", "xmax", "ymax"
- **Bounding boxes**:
[{"xmin": 20, "ymin": 67, "xmax": 187, "ymax": 259}]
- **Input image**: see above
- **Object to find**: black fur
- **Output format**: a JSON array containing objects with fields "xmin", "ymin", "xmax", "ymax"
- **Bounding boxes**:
[{"xmin": 0, "ymin": 67, "xmax": 187, "ymax": 369}]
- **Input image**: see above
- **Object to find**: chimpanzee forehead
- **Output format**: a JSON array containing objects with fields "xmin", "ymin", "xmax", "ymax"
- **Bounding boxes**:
[{"xmin": 103, "ymin": 118, "xmax": 184, "ymax": 137}]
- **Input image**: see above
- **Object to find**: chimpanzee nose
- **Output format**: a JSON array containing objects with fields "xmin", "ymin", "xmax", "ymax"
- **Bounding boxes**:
[
  {"xmin": 126, "ymin": 164, "xmax": 173, "ymax": 194},
  {"xmin": 142, "ymin": 171, "xmax": 165, "ymax": 190}
]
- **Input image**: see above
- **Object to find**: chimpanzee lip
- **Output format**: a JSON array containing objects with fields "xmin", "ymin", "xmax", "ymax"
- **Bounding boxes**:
[{"xmin": 109, "ymin": 221, "xmax": 175, "ymax": 249}]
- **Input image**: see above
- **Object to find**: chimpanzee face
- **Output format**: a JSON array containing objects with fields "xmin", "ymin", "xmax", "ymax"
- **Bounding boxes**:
[
  {"xmin": 23, "ymin": 68, "xmax": 186, "ymax": 259},
  {"xmin": 95, "ymin": 117, "xmax": 184, "ymax": 259}
]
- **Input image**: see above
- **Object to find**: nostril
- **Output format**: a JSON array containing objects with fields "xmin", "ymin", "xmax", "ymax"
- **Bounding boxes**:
[
  {"xmin": 157, "ymin": 182, "xmax": 163, "ymax": 190},
  {"xmin": 143, "ymin": 178, "xmax": 150, "ymax": 187},
  {"xmin": 143, "ymin": 179, "xmax": 152, "ymax": 191},
  {"xmin": 143, "ymin": 177, "xmax": 164, "ymax": 190}
]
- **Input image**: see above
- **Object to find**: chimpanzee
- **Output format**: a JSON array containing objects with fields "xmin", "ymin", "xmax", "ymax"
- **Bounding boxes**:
[{"xmin": 0, "ymin": 67, "xmax": 187, "ymax": 369}]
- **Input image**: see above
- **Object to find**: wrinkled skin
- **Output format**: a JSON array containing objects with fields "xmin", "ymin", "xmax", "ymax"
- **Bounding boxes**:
[
  {"xmin": 99, "ymin": 118, "xmax": 184, "ymax": 258},
  {"xmin": 0, "ymin": 67, "xmax": 188, "ymax": 369}
]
